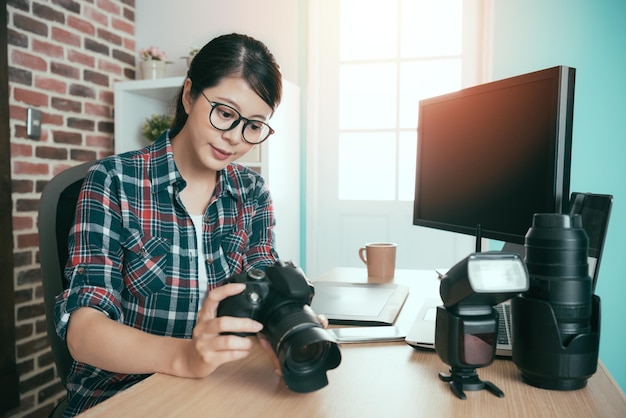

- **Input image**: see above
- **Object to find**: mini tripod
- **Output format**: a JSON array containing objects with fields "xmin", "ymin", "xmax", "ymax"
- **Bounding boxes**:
[{"xmin": 438, "ymin": 367, "xmax": 504, "ymax": 400}]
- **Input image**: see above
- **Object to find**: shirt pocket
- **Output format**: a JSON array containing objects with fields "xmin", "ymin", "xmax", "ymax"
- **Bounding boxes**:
[
  {"xmin": 220, "ymin": 228, "xmax": 250, "ymax": 270},
  {"xmin": 121, "ymin": 228, "xmax": 171, "ymax": 299}
]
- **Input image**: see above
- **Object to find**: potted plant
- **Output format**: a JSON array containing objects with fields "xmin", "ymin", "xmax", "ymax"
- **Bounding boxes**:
[
  {"xmin": 181, "ymin": 46, "xmax": 200, "ymax": 68},
  {"xmin": 138, "ymin": 46, "xmax": 171, "ymax": 79},
  {"xmin": 142, "ymin": 113, "xmax": 173, "ymax": 142}
]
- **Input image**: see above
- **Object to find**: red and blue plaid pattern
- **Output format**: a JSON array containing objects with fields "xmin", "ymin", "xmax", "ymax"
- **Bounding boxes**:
[{"xmin": 54, "ymin": 131, "xmax": 278, "ymax": 416}]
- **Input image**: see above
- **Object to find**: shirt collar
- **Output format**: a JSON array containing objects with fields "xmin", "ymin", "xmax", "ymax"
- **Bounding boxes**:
[
  {"xmin": 149, "ymin": 130, "xmax": 183, "ymax": 194},
  {"xmin": 148, "ymin": 130, "xmax": 240, "ymax": 202}
]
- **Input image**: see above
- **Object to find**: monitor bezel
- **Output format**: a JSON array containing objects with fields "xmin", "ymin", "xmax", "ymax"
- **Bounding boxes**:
[{"xmin": 412, "ymin": 66, "xmax": 575, "ymax": 245}]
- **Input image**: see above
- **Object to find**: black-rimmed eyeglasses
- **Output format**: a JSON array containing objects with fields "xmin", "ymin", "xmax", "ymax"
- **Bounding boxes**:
[{"xmin": 200, "ymin": 91, "xmax": 274, "ymax": 144}]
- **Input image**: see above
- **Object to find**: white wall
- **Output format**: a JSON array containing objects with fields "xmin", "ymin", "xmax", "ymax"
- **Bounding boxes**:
[{"xmin": 135, "ymin": 0, "xmax": 303, "ymax": 83}]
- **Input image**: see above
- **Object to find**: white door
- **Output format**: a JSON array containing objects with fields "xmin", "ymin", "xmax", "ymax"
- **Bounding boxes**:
[{"xmin": 305, "ymin": 0, "xmax": 491, "ymax": 278}]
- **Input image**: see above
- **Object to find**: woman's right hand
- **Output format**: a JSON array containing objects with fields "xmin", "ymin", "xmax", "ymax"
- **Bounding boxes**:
[{"xmin": 175, "ymin": 283, "xmax": 264, "ymax": 378}]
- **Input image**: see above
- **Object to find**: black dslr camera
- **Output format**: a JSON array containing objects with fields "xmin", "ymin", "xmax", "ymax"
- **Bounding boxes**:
[{"xmin": 216, "ymin": 260, "xmax": 341, "ymax": 393}]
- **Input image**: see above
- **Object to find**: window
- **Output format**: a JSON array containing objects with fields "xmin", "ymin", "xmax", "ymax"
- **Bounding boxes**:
[{"xmin": 337, "ymin": 0, "xmax": 466, "ymax": 201}]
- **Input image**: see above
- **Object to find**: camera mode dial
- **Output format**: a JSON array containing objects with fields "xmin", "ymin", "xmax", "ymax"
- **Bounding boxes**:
[{"xmin": 247, "ymin": 268, "xmax": 266, "ymax": 281}]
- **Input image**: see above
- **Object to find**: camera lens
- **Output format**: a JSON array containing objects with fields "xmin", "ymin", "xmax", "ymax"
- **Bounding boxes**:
[
  {"xmin": 264, "ymin": 305, "xmax": 341, "ymax": 393},
  {"xmin": 512, "ymin": 213, "xmax": 599, "ymax": 391},
  {"xmin": 524, "ymin": 213, "xmax": 592, "ymax": 344},
  {"xmin": 285, "ymin": 341, "xmax": 330, "ymax": 372}
]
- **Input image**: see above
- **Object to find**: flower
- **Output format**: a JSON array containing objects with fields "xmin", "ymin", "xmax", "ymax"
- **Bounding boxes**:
[
  {"xmin": 141, "ymin": 113, "xmax": 173, "ymax": 142},
  {"xmin": 139, "ymin": 46, "xmax": 169, "ymax": 61}
]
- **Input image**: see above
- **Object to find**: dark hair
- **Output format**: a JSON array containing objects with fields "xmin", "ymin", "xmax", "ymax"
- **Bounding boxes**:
[{"xmin": 169, "ymin": 33, "xmax": 282, "ymax": 138}]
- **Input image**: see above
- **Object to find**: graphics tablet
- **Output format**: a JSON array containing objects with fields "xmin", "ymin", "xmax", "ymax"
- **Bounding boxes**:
[{"xmin": 310, "ymin": 281, "xmax": 409, "ymax": 326}]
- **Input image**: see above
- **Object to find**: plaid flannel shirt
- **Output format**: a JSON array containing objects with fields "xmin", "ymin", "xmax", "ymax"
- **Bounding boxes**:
[{"xmin": 55, "ymin": 131, "xmax": 278, "ymax": 416}]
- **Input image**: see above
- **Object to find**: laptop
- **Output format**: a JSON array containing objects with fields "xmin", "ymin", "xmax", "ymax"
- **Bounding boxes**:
[
  {"xmin": 405, "ymin": 192, "xmax": 613, "ymax": 357},
  {"xmin": 405, "ymin": 297, "xmax": 514, "ymax": 357}
]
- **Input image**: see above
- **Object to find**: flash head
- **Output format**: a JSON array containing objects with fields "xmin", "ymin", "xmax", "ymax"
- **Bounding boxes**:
[
  {"xmin": 435, "ymin": 251, "xmax": 530, "ymax": 400},
  {"xmin": 440, "ymin": 252, "xmax": 529, "ymax": 310}
]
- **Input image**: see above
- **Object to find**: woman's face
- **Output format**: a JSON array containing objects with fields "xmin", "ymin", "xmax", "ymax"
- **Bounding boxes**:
[{"xmin": 180, "ymin": 76, "xmax": 273, "ymax": 172}]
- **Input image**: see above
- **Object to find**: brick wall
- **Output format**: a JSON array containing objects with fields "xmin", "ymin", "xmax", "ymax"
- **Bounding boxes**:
[{"xmin": 4, "ymin": 1, "xmax": 136, "ymax": 417}]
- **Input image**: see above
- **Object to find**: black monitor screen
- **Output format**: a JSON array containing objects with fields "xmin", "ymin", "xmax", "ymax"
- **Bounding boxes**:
[{"xmin": 413, "ymin": 66, "xmax": 575, "ymax": 245}]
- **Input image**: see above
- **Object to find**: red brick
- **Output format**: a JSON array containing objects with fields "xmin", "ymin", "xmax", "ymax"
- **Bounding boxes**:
[
  {"xmin": 52, "ymin": 0, "xmax": 81, "ymax": 14},
  {"xmin": 67, "ymin": 15, "xmax": 95, "ymax": 36},
  {"xmin": 97, "ymin": 0, "xmax": 121, "ymax": 15},
  {"xmin": 99, "ymin": 59, "xmax": 123, "ymax": 76},
  {"xmin": 51, "ymin": 97, "xmax": 82, "ymax": 113},
  {"xmin": 85, "ymin": 38, "xmax": 110, "ymax": 57},
  {"xmin": 84, "ymin": 69, "xmax": 109, "ymax": 87},
  {"xmin": 16, "ymin": 334, "xmax": 49, "ymax": 356},
  {"xmin": 35, "ymin": 146, "xmax": 69, "ymax": 160},
  {"xmin": 8, "ymin": 27, "xmax": 29, "ymax": 48},
  {"xmin": 67, "ymin": 117, "xmax": 95, "ymax": 131},
  {"xmin": 52, "ymin": 130, "xmax": 82, "ymax": 145},
  {"xmin": 51, "ymin": 62, "xmax": 80, "ymax": 79},
  {"xmin": 13, "ymin": 87, "xmax": 49, "ymax": 107},
  {"xmin": 33, "ymin": 39, "xmax": 65, "ymax": 59},
  {"xmin": 69, "ymin": 83, "xmax": 96, "ymax": 99},
  {"xmin": 13, "ymin": 13, "xmax": 49, "ymax": 37},
  {"xmin": 51, "ymin": 163, "xmax": 76, "ymax": 177},
  {"xmin": 70, "ymin": 148, "xmax": 98, "ymax": 161},
  {"xmin": 84, "ymin": 6, "xmax": 108, "ymax": 27},
  {"xmin": 68, "ymin": 49, "xmax": 96, "ymax": 68},
  {"xmin": 112, "ymin": 48, "xmax": 135, "ymax": 66},
  {"xmin": 12, "ymin": 215, "xmax": 34, "ymax": 230},
  {"xmin": 12, "ymin": 179, "xmax": 34, "ymax": 194},
  {"xmin": 43, "ymin": 112, "xmax": 64, "ymax": 126},
  {"xmin": 123, "ymin": 6, "xmax": 134, "ymax": 22},
  {"xmin": 33, "ymin": 2, "xmax": 65, "ymax": 24},
  {"xmin": 97, "ymin": 120, "xmax": 114, "ymax": 133},
  {"xmin": 123, "ymin": 37, "xmax": 135, "ymax": 51},
  {"xmin": 13, "ymin": 125, "xmax": 28, "ymax": 139},
  {"xmin": 9, "ymin": 104, "xmax": 27, "ymax": 121},
  {"xmin": 97, "ymin": 149, "xmax": 115, "ymax": 160},
  {"xmin": 112, "ymin": 17, "xmax": 134, "ymax": 36},
  {"xmin": 11, "ymin": 142, "xmax": 33, "ymax": 158},
  {"xmin": 51, "ymin": 27, "xmax": 81, "ymax": 48},
  {"xmin": 14, "ymin": 161, "xmax": 50, "ymax": 175},
  {"xmin": 8, "ymin": 66, "xmax": 32, "ymax": 85},
  {"xmin": 97, "ymin": 27, "xmax": 122, "ymax": 46},
  {"xmin": 17, "ymin": 233, "xmax": 41, "ymax": 249},
  {"xmin": 16, "ymin": 198, "xmax": 42, "ymax": 213},
  {"xmin": 34, "ymin": 76, "xmax": 67, "ymax": 94},
  {"xmin": 100, "ymin": 90, "xmax": 114, "ymax": 105},
  {"xmin": 85, "ymin": 102, "xmax": 111, "ymax": 117},
  {"xmin": 7, "ymin": 0, "xmax": 136, "ymax": 415},
  {"xmin": 86, "ymin": 134, "xmax": 113, "ymax": 148},
  {"xmin": 11, "ymin": 50, "xmax": 47, "ymax": 72}
]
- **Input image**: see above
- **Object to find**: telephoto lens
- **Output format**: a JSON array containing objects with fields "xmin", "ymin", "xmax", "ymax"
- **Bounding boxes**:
[
  {"xmin": 512, "ymin": 213, "xmax": 600, "ymax": 390},
  {"xmin": 525, "ymin": 213, "xmax": 592, "ymax": 343}
]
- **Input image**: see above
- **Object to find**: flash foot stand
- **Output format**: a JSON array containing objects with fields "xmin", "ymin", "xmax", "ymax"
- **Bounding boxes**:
[{"xmin": 438, "ymin": 367, "xmax": 504, "ymax": 400}]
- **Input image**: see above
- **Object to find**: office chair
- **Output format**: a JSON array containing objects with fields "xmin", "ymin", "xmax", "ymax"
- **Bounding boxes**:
[{"xmin": 39, "ymin": 160, "xmax": 96, "ymax": 418}]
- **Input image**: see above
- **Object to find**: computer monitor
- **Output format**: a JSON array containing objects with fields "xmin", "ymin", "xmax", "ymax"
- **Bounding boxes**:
[{"xmin": 413, "ymin": 66, "xmax": 575, "ymax": 248}]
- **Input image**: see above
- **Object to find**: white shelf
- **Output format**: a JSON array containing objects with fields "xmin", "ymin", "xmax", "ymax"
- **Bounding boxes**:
[{"xmin": 113, "ymin": 77, "xmax": 301, "ymax": 264}]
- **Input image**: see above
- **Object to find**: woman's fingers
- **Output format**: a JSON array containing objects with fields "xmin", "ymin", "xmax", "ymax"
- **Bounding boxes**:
[
  {"xmin": 257, "ymin": 333, "xmax": 282, "ymax": 375},
  {"xmin": 198, "ymin": 283, "xmax": 245, "ymax": 321}
]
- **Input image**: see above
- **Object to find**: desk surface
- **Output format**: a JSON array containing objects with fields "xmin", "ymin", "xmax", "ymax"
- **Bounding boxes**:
[{"xmin": 79, "ymin": 268, "xmax": 626, "ymax": 418}]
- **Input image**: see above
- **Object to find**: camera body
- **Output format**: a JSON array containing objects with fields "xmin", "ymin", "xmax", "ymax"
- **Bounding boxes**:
[
  {"xmin": 217, "ymin": 261, "xmax": 314, "ymax": 328},
  {"xmin": 217, "ymin": 260, "xmax": 341, "ymax": 393}
]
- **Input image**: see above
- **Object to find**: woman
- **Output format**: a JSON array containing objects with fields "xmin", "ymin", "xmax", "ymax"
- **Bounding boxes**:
[{"xmin": 55, "ymin": 33, "xmax": 287, "ymax": 417}]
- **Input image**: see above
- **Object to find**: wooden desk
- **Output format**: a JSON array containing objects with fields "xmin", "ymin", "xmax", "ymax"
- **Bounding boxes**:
[{"xmin": 79, "ymin": 268, "xmax": 626, "ymax": 418}]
